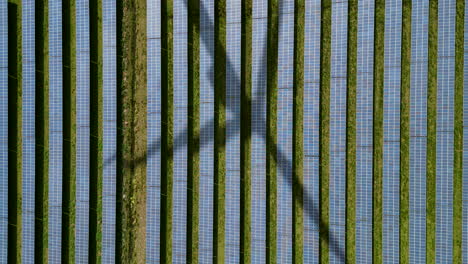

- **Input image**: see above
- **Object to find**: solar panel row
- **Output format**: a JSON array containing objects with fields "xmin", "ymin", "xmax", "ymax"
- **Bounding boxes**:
[{"xmin": 0, "ymin": 0, "xmax": 467, "ymax": 263}]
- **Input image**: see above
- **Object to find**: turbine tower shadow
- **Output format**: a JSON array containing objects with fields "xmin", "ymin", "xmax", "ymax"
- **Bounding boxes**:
[{"xmin": 109, "ymin": 0, "xmax": 346, "ymax": 261}]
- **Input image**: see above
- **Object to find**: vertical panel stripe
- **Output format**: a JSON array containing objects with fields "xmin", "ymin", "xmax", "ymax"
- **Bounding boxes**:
[
  {"xmin": 225, "ymin": 0, "xmax": 241, "ymax": 262},
  {"xmin": 0, "ymin": 0, "xmax": 8, "ymax": 261},
  {"xmin": 146, "ymin": 0, "xmax": 161, "ymax": 261},
  {"xmin": 48, "ymin": 0, "xmax": 63, "ymax": 262},
  {"xmin": 173, "ymin": 0, "xmax": 188, "ymax": 261},
  {"xmin": 75, "ymin": 0, "xmax": 90, "ymax": 260},
  {"xmin": 198, "ymin": 0, "xmax": 214, "ymax": 261},
  {"xmin": 383, "ymin": 0, "xmax": 401, "ymax": 262},
  {"xmin": 304, "ymin": 1, "xmax": 321, "ymax": 262},
  {"xmin": 102, "ymin": 0, "xmax": 116, "ymax": 261},
  {"xmin": 436, "ymin": 0, "xmax": 455, "ymax": 262},
  {"xmin": 356, "ymin": 0, "xmax": 374, "ymax": 262},
  {"xmin": 329, "ymin": 1, "xmax": 347, "ymax": 262}
]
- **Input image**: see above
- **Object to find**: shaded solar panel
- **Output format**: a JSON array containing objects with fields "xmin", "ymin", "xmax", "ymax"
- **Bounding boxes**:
[
  {"xmin": 356, "ymin": 0, "xmax": 375, "ymax": 262},
  {"xmin": 48, "ymin": 0, "xmax": 63, "ymax": 262},
  {"xmin": 173, "ymin": 0, "xmax": 188, "ymax": 261},
  {"xmin": 436, "ymin": 0, "xmax": 455, "ymax": 262},
  {"xmin": 0, "ymin": 0, "xmax": 7, "ymax": 262},
  {"xmin": 21, "ymin": 0, "xmax": 36, "ymax": 261},
  {"xmin": 276, "ymin": 1, "xmax": 294, "ymax": 261},
  {"xmin": 382, "ymin": 0, "xmax": 402, "ymax": 262},
  {"xmin": 329, "ymin": 1, "xmax": 348, "ymax": 262},
  {"xmin": 409, "ymin": 1, "xmax": 428, "ymax": 262},
  {"xmin": 303, "ymin": 0, "xmax": 321, "ymax": 263},
  {"xmin": 146, "ymin": 0, "xmax": 161, "ymax": 262},
  {"xmin": 251, "ymin": 0, "xmax": 267, "ymax": 261},
  {"xmin": 102, "ymin": 0, "xmax": 117, "ymax": 261},
  {"xmin": 198, "ymin": 0, "xmax": 215, "ymax": 262},
  {"xmin": 225, "ymin": 0, "xmax": 241, "ymax": 261},
  {"xmin": 75, "ymin": 0, "xmax": 90, "ymax": 261}
]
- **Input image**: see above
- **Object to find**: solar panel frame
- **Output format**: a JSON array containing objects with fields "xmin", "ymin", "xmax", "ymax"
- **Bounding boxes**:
[
  {"xmin": 146, "ymin": 0, "xmax": 161, "ymax": 262},
  {"xmin": 173, "ymin": 0, "xmax": 188, "ymax": 261},
  {"xmin": 250, "ymin": 0, "xmax": 267, "ymax": 262},
  {"xmin": 75, "ymin": 0, "xmax": 91, "ymax": 261},
  {"xmin": 436, "ymin": 0, "xmax": 456, "ymax": 262},
  {"xmin": 225, "ymin": 0, "xmax": 241, "ymax": 261},
  {"xmin": 102, "ymin": 0, "xmax": 116, "ymax": 261},
  {"xmin": 355, "ymin": 0, "xmax": 375, "ymax": 262},
  {"xmin": 383, "ymin": 0, "xmax": 402, "ymax": 262},
  {"xmin": 48, "ymin": 0, "xmax": 64, "ymax": 262},
  {"xmin": 303, "ymin": 1, "xmax": 320, "ymax": 263},
  {"xmin": 329, "ymin": 1, "xmax": 348, "ymax": 262},
  {"xmin": 0, "ymin": 0, "xmax": 7, "ymax": 262},
  {"xmin": 199, "ymin": 0, "xmax": 215, "ymax": 262}
]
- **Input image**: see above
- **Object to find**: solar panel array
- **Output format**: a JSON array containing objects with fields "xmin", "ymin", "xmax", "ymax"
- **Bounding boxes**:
[{"xmin": 0, "ymin": 0, "xmax": 467, "ymax": 263}]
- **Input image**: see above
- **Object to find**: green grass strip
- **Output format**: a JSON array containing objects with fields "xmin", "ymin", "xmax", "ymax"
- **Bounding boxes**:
[
  {"xmin": 399, "ymin": 0, "xmax": 412, "ymax": 263},
  {"xmin": 213, "ymin": 0, "xmax": 226, "ymax": 262},
  {"xmin": 426, "ymin": 1, "xmax": 438, "ymax": 262},
  {"xmin": 61, "ymin": 0, "xmax": 76, "ymax": 261},
  {"xmin": 453, "ymin": 0, "xmax": 464, "ymax": 262},
  {"xmin": 266, "ymin": 0, "xmax": 279, "ymax": 262},
  {"xmin": 372, "ymin": 0, "xmax": 385, "ymax": 263},
  {"xmin": 186, "ymin": 0, "xmax": 200, "ymax": 262},
  {"xmin": 240, "ymin": 0, "xmax": 252, "ymax": 263},
  {"xmin": 319, "ymin": 0, "xmax": 331, "ymax": 262},
  {"xmin": 345, "ymin": 0, "xmax": 358, "ymax": 262},
  {"xmin": 7, "ymin": 2, "xmax": 22, "ymax": 263},
  {"xmin": 292, "ymin": 0, "xmax": 304, "ymax": 263},
  {"xmin": 159, "ymin": 0, "xmax": 173, "ymax": 262},
  {"xmin": 89, "ymin": 0, "xmax": 103, "ymax": 262},
  {"xmin": 116, "ymin": 0, "xmax": 148, "ymax": 262},
  {"xmin": 35, "ymin": 0, "xmax": 49, "ymax": 262}
]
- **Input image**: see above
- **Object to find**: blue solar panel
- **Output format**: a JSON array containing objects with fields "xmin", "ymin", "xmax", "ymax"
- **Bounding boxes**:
[
  {"xmin": 304, "ymin": 1, "xmax": 320, "ymax": 263},
  {"xmin": 199, "ymin": 0, "xmax": 214, "ymax": 262},
  {"xmin": 102, "ymin": 0, "xmax": 117, "ymax": 261},
  {"xmin": 76, "ymin": 0, "xmax": 90, "ymax": 261},
  {"xmin": 0, "ymin": 1, "xmax": 8, "ymax": 263},
  {"xmin": 173, "ymin": 0, "xmax": 188, "ymax": 261},
  {"xmin": 436, "ymin": 1, "xmax": 455, "ymax": 262},
  {"xmin": 356, "ymin": 0, "xmax": 374, "ymax": 262},
  {"xmin": 21, "ymin": 0, "xmax": 36, "ymax": 261},
  {"xmin": 251, "ymin": 0, "xmax": 267, "ymax": 262},
  {"xmin": 0, "ymin": 0, "xmax": 7, "ymax": 262},
  {"xmin": 276, "ymin": 2, "xmax": 294, "ymax": 261},
  {"xmin": 48, "ymin": 0, "xmax": 64, "ymax": 262},
  {"xmin": 146, "ymin": 0, "xmax": 161, "ymax": 262},
  {"xmin": 225, "ymin": 0, "xmax": 241, "ymax": 261},
  {"xmin": 409, "ymin": 1, "xmax": 428, "ymax": 262},
  {"xmin": 383, "ymin": 0, "xmax": 402, "ymax": 262},
  {"xmin": 329, "ymin": 2, "xmax": 348, "ymax": 262}
]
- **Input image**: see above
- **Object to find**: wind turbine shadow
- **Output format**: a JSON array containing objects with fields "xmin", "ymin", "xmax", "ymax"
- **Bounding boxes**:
[{"xmin": 109, "ymin": 0, "xmax": 345, "ymax": 261}]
